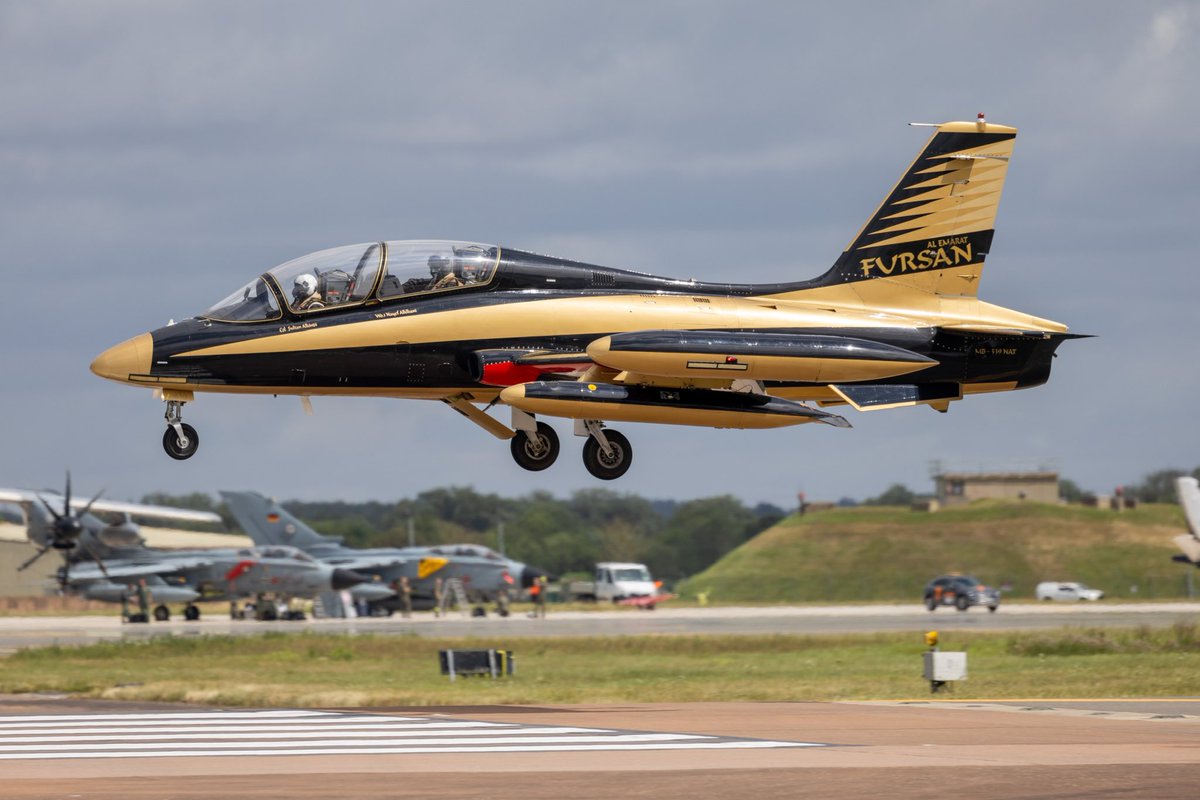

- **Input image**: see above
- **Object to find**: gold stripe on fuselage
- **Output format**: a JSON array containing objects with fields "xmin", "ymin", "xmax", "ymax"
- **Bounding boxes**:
[{"xmin": 175, "ymin": 293, "xmax": 915, "ymax": 359}]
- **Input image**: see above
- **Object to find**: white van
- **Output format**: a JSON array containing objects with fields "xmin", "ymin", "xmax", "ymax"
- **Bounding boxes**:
[
  {"xmin": 594, "ymin": 562, "xmax": 657, "ymax": 602},
  {"xmin": 1036, "ymin": 581, "xmax": 1104, "ymax": 601}
]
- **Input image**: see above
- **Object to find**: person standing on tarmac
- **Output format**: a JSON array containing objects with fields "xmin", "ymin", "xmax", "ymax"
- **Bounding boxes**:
[
  {"xmin": 529, "ymin": 575, "xmax": 547, "ymax": 618},
  {"xmin": 398, "ymin": 575, "xmax": 413, "ymax": 618}
]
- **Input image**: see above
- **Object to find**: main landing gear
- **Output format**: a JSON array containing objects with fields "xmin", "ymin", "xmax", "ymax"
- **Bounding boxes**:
[
  {"xmin": 510, "ymin": 422, "xmax": 560, "ymax": 471},
  {"xmin": 162, "ymin": 399, "xmax": 199, "ymax": 460},
  {"xmin": 580, "ymin": 423, "xmax": 632, "ymax": 481},
  {"xmin": 510, "ymin": 416, "xmax": 633, "ymax": 480},
  {"xmin": 446, "ymin": 395, "xmax": 634, "ymax": 480}
]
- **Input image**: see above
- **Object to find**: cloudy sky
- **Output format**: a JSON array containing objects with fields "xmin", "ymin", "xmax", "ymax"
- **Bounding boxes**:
[{"xmin": 1, "ymin": 1, "xmax": 1197, "ymax": 509}]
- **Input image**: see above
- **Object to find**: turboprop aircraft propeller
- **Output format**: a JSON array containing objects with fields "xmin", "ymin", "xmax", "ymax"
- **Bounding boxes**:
[{"xmin": 17, "ymin": 471, "xmax": 110, "ymax": 589}]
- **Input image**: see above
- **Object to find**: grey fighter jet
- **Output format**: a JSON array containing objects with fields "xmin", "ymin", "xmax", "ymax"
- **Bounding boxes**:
[
  {"xmin": 62, "ymin": 539, "xmax": 387, "ymax": 621},
  {"xmin": 220, "ymin": 490, "xmax": 551, "ymax": 616},
  {"xmin": 1, "ymin": 476, "xmax": 388, "ymax": 621}
]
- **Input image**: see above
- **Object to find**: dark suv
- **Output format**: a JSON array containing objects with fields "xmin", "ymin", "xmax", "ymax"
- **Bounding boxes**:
[{"xmin": 924, "ymin": 574, "xmax": 1000, "ymax": 613}]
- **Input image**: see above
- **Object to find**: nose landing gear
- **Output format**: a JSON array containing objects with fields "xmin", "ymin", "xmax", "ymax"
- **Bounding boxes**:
[{"xmin": 162, "ymin": 399, "xmax": 199, "ymax": 460}]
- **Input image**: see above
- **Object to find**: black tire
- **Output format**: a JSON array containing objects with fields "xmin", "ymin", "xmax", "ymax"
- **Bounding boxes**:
[
  {"xmin": 471, "ymin": 606, "xmax": 487, "ymax": 618},
  {"xmin": 925, "ymin": 596, "xmax": 937, "ymax": 612},
  {"xmin": 955, "ymin": 594, "xmax": 970, "ymax": 611},
  {"xmin": 259, "ymin": 606, "xmax": 278, "ymax": 622},
  {"xmin": 988, "ymin": 604, "xmax": 998, "ymax": 613},
  {"xmin": 163, "ymin": 423, "xmax": 199, "ymax": 460},
  {"xmin": 184, "ymin": 605, "xmax": 200, "ymax": 621},
  {"xmin": 510, "ymin": 422, "xmax": 560, "ymax": 471},
  {"xmin": 153, "ymin": 604, "xmax": 170, "ymax": 622},
  {"xmin": 582, "ymin": 429, "xmax": 632, "ymax": 480}
]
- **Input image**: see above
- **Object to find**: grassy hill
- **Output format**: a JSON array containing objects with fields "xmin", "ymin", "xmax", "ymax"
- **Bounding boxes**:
[{"xmin": 677, "ymin": 501, "xmax": 1192, "ymax": 603}]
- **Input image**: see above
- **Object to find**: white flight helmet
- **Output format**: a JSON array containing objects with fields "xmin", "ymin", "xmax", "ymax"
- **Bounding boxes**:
[{"xmin": 293, "ymin": 274, "xmax": 318, "ymax": 300}]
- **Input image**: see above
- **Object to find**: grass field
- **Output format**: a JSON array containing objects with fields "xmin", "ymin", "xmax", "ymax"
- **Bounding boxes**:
[
  {"xmin": 678, "ymin": 501, "xmax": 1192, "ymax": 603},
  {"xmin": 2, "ymin": 626, "xmax": 1197, "ymax": 707}
]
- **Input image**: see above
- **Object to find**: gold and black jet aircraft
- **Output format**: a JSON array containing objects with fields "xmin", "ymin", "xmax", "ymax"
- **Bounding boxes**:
[{"xmin": 92, "ymin": 117, "xmax": 1078, "ymax": 480}]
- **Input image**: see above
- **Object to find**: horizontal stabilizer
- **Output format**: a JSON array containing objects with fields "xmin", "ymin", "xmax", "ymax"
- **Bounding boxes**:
[{"xmin": 831, "ymin": 383, "xmax": 961, "ymax": 411}]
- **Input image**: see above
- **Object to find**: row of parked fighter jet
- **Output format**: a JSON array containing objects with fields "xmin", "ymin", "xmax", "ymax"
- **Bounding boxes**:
[{"xmin": 0, "ymin": 478, "xmax": 550, "ymax": 621}]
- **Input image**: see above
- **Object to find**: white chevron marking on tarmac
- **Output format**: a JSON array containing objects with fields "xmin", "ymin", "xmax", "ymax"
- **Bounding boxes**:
[{"xmin": 0, "ymin": 709, "xmax": 828, "ymax": 760}]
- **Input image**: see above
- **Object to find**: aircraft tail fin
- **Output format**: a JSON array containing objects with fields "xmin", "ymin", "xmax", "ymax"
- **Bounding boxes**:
[
  {"xmin": 808, "ymin": 116, "xmax": 1017, "ymax": 301},
  {"xmin": 220, "ymin": 491, "xmax": 341, "ymax": 549}
]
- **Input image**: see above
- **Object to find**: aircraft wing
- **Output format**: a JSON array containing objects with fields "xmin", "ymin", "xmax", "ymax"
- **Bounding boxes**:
[
  {"xmin": 321, "ymin": 555, "xmax": 407, "ymax": 572},
  {"xmin": 585, "ymin": 330, "xmax": 936, "ymax": 385},
  {"xmin": 65, "ymin": 556, "xmax": 215, "ymax": 581},
  {"xmin": 0, "ymin": 489, "xmax": 222, "ymax": 524}
]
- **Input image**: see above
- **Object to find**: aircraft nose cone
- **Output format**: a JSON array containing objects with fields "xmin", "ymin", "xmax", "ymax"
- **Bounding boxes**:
[
  {"xmin": 520, "ymin": 566, "xmax": 553, "ymax": 589},
  {"xmin": 91, "ymin": 333, "xmax": 152, "ymax": 383},
  {"xmin": 330, "ymin": 568, "xmax": 370, "ymax": 591}
]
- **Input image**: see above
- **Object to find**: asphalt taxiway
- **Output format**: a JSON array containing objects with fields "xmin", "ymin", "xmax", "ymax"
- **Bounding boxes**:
[{"xmin": 1, "ymin": 601, "xmax": 1198, "ymax": 655}]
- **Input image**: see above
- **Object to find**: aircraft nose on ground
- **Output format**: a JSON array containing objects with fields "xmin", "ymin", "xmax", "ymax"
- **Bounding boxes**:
[
  {"xmin": 330, "ymin": 568, "xmax": 369, "ymax": 591},
  {"xmin": 520, "ymin": 565, "xmax": 555, "ymax": 588},
  {"xmin": 91, "ymin": 332, "xmax": 152, "ymax": 383}
]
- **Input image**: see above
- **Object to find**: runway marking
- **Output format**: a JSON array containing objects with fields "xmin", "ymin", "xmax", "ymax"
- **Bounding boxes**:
[{"xmin": 0, "ymin": 710, "xmax": 830, "ymax": 760}]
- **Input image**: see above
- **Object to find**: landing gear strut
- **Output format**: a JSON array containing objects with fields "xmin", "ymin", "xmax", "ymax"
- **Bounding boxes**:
[
  {"xmin": 580, "ymin": 421, "xmax": 632, "ymax": 481},
  {"xmin": 162, "ymin": 400, "xmax": 199, "ymax": 460}
]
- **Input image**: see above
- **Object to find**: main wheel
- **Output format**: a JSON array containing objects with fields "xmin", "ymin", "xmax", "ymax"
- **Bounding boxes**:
[
  {"xmin": 510, "ymin": 422, "xmax": 560, "ymax": 471},
  {"xmin": 163, "ymin": 423, "xmax": 199, "ymax": 460},
  {"xmin": 153, "ymin": 604, "xmax": 170, "ymax": 622},
  {"xmin": 582, "ymin": 429, "xmax": 632, "ymax": 480},
  {"xmin": 184, "ymin": 604, "xmax": 200, "ymax": 621}
]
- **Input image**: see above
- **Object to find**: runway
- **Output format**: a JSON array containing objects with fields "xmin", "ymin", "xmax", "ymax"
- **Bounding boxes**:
[
  {"xmin": 1, "ymin": 601, "xmax": 1198, "ymax": 654},
  {"xmin": 2, "ymin": 606, "xmax": 1200, "ymax": 798},
  {"xmin": 2, "ymin": 697, "xmax": 1198, "ymax": 799}
]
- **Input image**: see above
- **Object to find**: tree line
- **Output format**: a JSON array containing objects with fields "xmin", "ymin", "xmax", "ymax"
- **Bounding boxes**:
[{"xmin": 140, "ymin": 487, "xmax": 786, "ymax": 581}]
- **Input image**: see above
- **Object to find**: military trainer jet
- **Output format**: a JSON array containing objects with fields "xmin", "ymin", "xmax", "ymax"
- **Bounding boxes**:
[
  {"xmin": 92, "ymin": 116, "xmax": 1077, "ymax": 479},
  {"xmin": 220, "ymin": 490, "xmax": 550, "ymax": 616}
]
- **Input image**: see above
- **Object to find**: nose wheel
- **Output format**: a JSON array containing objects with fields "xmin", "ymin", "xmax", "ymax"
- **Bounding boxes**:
[{"xmin": 162, "ymin": 400, "xmax": 199, "ymax": 460}]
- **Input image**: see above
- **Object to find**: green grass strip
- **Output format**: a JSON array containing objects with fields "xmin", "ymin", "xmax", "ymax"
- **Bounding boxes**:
[{"xmin": 2, "ymin": 625, "xmax": 1198, "ymax": 707}]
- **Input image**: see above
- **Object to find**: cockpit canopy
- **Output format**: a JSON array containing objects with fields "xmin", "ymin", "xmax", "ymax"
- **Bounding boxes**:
[
  {"xmin": 236, "ymin": 545, "xmax": 316, "ymax": 562},
  {"xmin": 201, "ymin": 240, "xmax": 500, "ymax": 322}
]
